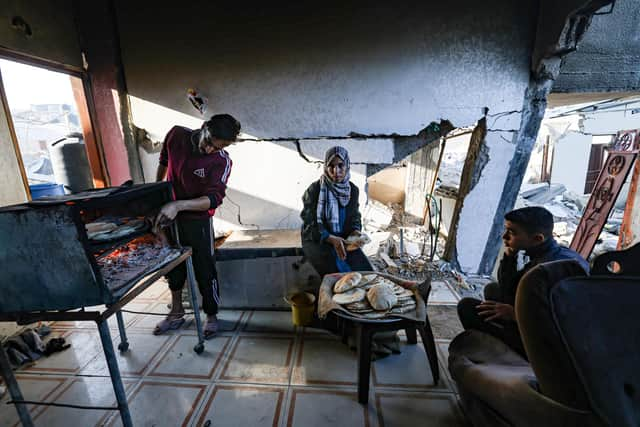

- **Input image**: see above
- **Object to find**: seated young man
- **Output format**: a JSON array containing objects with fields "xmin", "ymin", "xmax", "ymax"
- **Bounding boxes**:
[{"xmin": 457, "ymin": 206, "xmax": 589, "ymax": 357}]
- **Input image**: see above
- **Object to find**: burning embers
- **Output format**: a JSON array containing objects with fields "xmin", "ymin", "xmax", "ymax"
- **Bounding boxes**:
[{"xmin": 97, "ymin": 234, "xmax": 182, "ymax": 291}]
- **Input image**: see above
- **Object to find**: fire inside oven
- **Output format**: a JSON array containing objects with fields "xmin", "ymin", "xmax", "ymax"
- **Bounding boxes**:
[
  {"xmin": 95, "ymin": 234, "xmax": 182, "ymax": 292},
  {"xmin": 78, "ymin": 193, "xmax": 182, "ymax": 293}
]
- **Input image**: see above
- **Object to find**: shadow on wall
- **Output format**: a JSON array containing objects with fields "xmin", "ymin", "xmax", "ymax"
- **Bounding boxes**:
[{"xmin": 213, "ymin": 186, "xmax": 304, "ymax": 234}]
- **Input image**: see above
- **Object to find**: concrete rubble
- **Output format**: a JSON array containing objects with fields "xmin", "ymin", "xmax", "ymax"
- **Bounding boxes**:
[
  {"xmin": 362, "ymin": 176, "xmax": 626, "ymax": 301},
  {"xmin": 362, "ymin": 200, "xmax": 490, "ymax": 300}
]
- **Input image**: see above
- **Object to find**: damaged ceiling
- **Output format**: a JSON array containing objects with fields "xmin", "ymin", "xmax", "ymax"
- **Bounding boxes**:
[
  {"xmin": 553, "ymin": 0, "xmax": 640, "ymax": 93},
  {"xmin": 114, "ymin": 0, "xmax": 535, "ymax": 139}
]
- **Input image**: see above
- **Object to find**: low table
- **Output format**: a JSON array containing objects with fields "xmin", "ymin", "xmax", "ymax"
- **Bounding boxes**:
[{"xmin": 331, "ymin": 286, "xmax": 440, "ymax": 404}]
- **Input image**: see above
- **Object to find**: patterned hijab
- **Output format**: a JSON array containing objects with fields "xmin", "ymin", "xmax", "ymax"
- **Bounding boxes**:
[{"xmin": 317, "ymin": 146, "xmax": 351, "ymax": 234}]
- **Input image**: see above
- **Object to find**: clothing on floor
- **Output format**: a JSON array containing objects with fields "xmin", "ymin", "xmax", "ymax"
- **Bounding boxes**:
[{"xmin": 166, "ymin": 218, "xmax": 220, "ymax": 315}]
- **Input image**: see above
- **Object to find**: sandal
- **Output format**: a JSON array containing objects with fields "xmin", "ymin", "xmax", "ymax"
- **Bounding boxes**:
[
  {"xmin": 153, "ymin": 316, "xmax": 185, "ymax": 335},
  {"xmin": 204, "ymin": 317, "xmax": 218, "ymax": 340}
]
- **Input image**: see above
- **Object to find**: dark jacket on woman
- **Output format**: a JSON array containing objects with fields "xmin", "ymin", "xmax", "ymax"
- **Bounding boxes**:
[{"xmin": 300, "ymin": 180, "xmax": 362, "ymax": 243}]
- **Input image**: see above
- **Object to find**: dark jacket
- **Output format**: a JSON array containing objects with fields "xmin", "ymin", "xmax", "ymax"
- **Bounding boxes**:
[
  {"xmin": 300, "ymin": 180, "xmax": 362, "ymax": 243},
  {"xmin": 497, "ymin": 238, "xmax": 589, "ymax": 306}
]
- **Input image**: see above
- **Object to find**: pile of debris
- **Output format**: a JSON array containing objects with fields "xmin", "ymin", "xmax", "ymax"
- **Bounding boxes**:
[
  {"xmin": 518, "ymin": 183, "xmax": 623, "ymax": 258},
  {"xmin": 362, "ymin": 200, "xmax": 489, "ymax": 299}
]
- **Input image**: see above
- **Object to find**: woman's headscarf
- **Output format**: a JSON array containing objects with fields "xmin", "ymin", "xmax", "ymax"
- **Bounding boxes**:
[{"xmin": 317, "ymin": 146, "xmax": 351, "ymax": 234}]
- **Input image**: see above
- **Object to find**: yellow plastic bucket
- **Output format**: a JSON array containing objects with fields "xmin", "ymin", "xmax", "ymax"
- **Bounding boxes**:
[{"xmin": 285, "ymin": 292, "xmax": 316, "ymax": 326}]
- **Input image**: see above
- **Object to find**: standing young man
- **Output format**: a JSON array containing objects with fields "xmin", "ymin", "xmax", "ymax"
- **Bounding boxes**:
[
  {"xmin": 456, "ymin": 206, "xmax": 589, "ymax": 356},
  {"xmin": 154, "ymin": 114, "xmax": 241, "ymax": 339}
]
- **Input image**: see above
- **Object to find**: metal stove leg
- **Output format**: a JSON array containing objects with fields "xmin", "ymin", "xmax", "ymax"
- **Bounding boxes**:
[
  {"xmin": 0, "ymin": 344, "xmax": 34, "ymax": 427},
  {"xmin": 186, "ymin": 256, "xmax": 205, "ymax": 354},
  {"xmin": 115, "ymin": 310, "xmax": 129, "ymax": 352},
  {"xmin": 97, "ymin": 320, "xmax": 133, "ymax": 427}
]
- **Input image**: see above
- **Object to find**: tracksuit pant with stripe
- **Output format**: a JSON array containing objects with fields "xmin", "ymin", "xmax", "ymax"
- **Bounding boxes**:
[{"xmin": 166, "ymin": 218, "xmax": 219, "ymax": 315}]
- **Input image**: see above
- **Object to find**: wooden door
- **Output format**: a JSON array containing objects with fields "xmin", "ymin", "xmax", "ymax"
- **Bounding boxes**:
[{"xmin": 584, "ymin": 144, "xmax": 607, "ymax": 194}]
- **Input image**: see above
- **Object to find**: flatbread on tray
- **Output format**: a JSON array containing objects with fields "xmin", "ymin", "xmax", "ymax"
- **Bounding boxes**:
[
  {"xmin": 332, "ymin": 287, "xmax": 366, "ymax": 305},
  {"xmin": 318, "ymin": 271, "xmax": 430, "ymax": 323},
  {"xmin": 367, "ymin": 283, "xmax": 398, "ymax": 310},
  {"xmin": 333, "ymin": 272, "xmax": 363, "ymax": 293}
]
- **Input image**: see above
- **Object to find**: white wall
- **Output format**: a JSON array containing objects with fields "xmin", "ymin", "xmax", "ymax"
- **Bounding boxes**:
[
  {"xmin": 132, "ymin": 95, "xmax": 385, "ymax": 231},
  {"xmin": 551, "ymin": 131, "xmax": 592, "ymax": 194}
]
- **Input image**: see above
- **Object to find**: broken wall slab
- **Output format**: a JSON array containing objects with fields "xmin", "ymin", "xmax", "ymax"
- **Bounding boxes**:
[{"xmin": 451, "ymin": 128, "xmax": 518, "ymax": 272}]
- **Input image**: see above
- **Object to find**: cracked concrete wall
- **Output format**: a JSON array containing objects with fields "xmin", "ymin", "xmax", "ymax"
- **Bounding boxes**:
[
  {"xmin": 0, "ymin": 0, "xmax": 82, "ymax": 68},
  {"xmin": 115, "ymin": 1, "xmax": 535, "ymax": 138},
  {"xmin": 117, "ymin": 1, "xmax": 538, "ymax": 267}
]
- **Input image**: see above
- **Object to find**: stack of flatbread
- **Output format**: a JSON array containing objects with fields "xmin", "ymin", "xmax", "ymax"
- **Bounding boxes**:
[{"xmin": 331, "ymin": 272, "xmax": 417, "ymax": 318}]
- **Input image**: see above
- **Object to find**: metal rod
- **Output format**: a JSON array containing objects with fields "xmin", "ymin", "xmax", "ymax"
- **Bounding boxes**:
[
  {"xmin": 99, "ymin": 249, "xmax": 192, "ymax": 321},
  {"xmin": 0, "ymin": 310, "xmax": 99, "ymax": 324},
  {"xmin": 119, "ymin": 309, "xmax": 192, "ymax": 316},
  {"xmin": 422, "ymin": 138, "xmax": 447, "ymax": 226},
  {"xmin": 115, "ymin": 310, "xmax": 129, "ymax": 352},
  {"xmin": 7, "ymin": 400, "xmax": 117, "ymax": 410},
  {"xmin": 0, "ymin": 344, "xmax": 33, "ymax": 427},
  {"xmin": 186, "ymin": 256, "xmax": 205, "ymax": 351},
  {"xmin": 96, "ymin": 320, "xmax": 133, "ymax": 427}
]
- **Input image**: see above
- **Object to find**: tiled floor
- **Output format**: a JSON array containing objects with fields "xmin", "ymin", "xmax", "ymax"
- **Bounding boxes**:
[{"xmin": 3, "ymin": 280, "xmax": 467, "ymax": 427}]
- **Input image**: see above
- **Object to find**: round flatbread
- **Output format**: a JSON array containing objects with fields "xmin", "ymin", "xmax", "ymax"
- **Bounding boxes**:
[
  {"xmin": 348, "ymin": 308, "xmax": 374, "ymax": 314},
  {"xmin": 345, "ymin": 233, "xmax": 371, "ymax": 251},
  {"xmin": 390, "ymin": 303, "xmax": 417, "ymax": 314},
  {"xmin": 361, "ymin": 311, "xmax": 389, "ymax": 319},
  {"xmin": 367, "ymin": 283, "xmax": 398, "ymax": 311},
  {"xmin": 360, "ymin": 274, "xmax": 378, "ymax": 284},
  {"xmin": 334, "ymin": 272, "xmax": 363, "ymax": 294},
  {"xmin": 345, "ymin": 300, "xmax": 372, "ymax": 311},
  {"xmin": 377, "ymin": 278, "xmax": 396, "ymax": 289},
  {"xmin": 396, "ymin": 295, "xmax": 415, "ymax": 305},
  {"xmin": 394, "ymin": 287, "xmax": 414, "ymax": 298},
  {"xmin": 332, "ymin": 288, "xmax": 366, "ymax": 305}
]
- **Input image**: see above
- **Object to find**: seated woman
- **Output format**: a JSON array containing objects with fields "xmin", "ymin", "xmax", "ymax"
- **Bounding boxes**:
[
  {"xmin": 300, "ymin": 148, "xmax": 399, "ymax": 357},
  {"xmin": 300, "ymin": 146, "xmax": 373, "ymax": 278}
]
